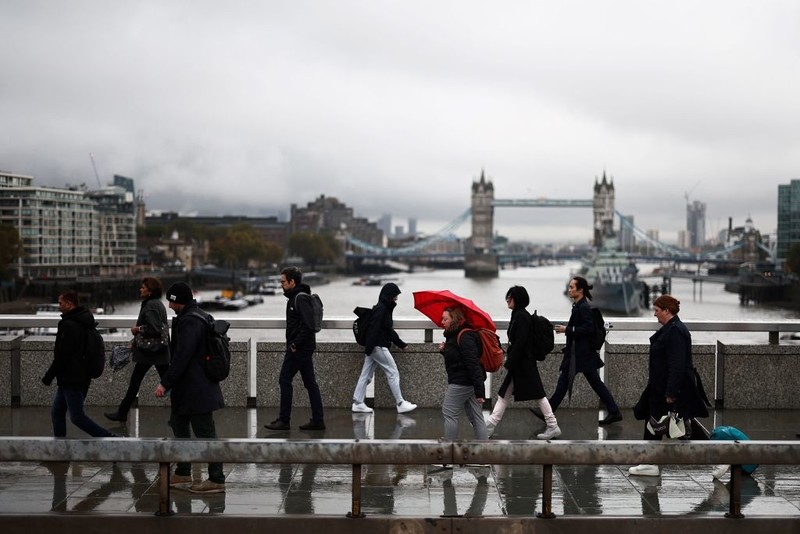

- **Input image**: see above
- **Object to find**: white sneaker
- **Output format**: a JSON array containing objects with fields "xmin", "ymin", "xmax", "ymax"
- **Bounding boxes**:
[
  {"xmin": 537, "ymin": 425, "xmax": 562, "ymax": 440},
  {"xmin": 485, "ymin": 421, "xmax": 496, "ymax": 437},
  {"xmin": 628, "ymin": 464, "xmax": 661, "ymax": 477},
  {"xmin": 351, "ymin": 402, "xmax": 373, "ymax": 413},
  {"xmin": 711, "ymin": 464, "xmax": 730, "ymax": 480},
  {"xmin": 396, "ymin": 414, "xmax": 416, "ymax": 428},
  {"xmin": 397, "ymin": 401, "xmax": 417, "ymax": 414}
]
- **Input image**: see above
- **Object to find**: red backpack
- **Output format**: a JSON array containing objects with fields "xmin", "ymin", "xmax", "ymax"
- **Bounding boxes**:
[{"xmin": 457, "ymin": 328, "xmax": 504, "ymax": 373}]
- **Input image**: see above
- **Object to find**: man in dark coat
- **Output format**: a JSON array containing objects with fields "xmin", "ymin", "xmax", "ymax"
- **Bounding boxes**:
[
  {"xmin": 42, "ymin": 290, "xmax": 115, "ymax": 438},
  {"xmin": 155, "ymin": 282, "xmax": 225, "ymax": 493},
  {"xmin": 264, "ymin": 267, "xmax": 325, "ymax": 431}
]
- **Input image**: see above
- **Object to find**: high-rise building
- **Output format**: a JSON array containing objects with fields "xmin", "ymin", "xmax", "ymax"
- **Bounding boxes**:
[
  {"xmin": 686, "ymin": 200, "xmax": 706, "ymax": 249},
  {"xmin": 0, "ymin": 171, "xmax": 139, "ymax": 278},
  {"xmin": 777, "ymin": 179, "xmax": 800, "ymax": 262},
  {"xmin": 408, "ymin": 217, "xmax": 417, "ymax": 237},
  {"xmin": 377, "ymin": 214, "xmax": 392, "ymax": 236},
  {"xmin": 619, "ymin": 215, "xmax": 635, "ymax": 252}
]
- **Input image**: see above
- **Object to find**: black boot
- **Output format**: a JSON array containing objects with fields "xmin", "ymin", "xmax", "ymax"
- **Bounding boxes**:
[{"xmin": 104, "ymin": 411, "xmax": 127, "ymax": 422}]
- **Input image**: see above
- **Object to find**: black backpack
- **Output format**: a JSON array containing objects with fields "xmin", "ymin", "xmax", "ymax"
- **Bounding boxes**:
[
  {"xmin": 589, "ymin": 307, "xmax": 608, "ymax": 351},
  {"xmin": 296, "ymin": 293, "xmax": 324, "ymax": 333},
  {"xmin": 529, "ymin": 310, "xmax": 555, "ymax": 361},
  {"xmin": 187, "ymin": 310, "xmax": 232, "ymax": 382},
  {"xmin": 352, "ymin": 306, "xmax": 373, "ymax": 346},
  {"xmin": 84, "ymin": 323, "xmax": 106, "ymax": 379}
]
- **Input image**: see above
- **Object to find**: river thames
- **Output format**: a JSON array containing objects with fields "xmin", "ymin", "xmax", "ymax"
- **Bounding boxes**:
[{"xmin": 112, "ymin": 262, "xmax": 800, "ymax": 345}]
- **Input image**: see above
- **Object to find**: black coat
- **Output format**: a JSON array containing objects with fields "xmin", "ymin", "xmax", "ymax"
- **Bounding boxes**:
[
  {"xmin": 442, "ymin": 326, "xmax": 486, "ymax": 398},
  {"xmin": 42, "ymin": 306, "xmax": 95, "ymax": 389},
  {"xmin": 132, "ymin": 296, "xmax": 170, "ymax": 365},
  {"xmin": 635, "ymin": 315, "xmax": 709, "ymax": 420},
  {"xmin": 364, "ymin": 283, "xmax": 407, "ymax": 355},
  {"xmin": 162, "ymin": 302, "xmax": 224, "ymax": 415},
  {"xmin": 284, "ymin": 285, "xmax": 316, "ymax": 353},
  {"xmin": 559, "ymin": 297, "xmax": 604, "ymax": 373},
  {"xmin": 499, "ymin": 308, "xmax": 545, "ymax": 401}
]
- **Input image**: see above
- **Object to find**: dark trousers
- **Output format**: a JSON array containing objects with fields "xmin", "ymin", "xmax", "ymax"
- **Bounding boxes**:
[
  {"xmin": 169, "ymin": 410, "xmax": 225, "ymax": 483},
  {"xmin": 549, "ymin": 368, "xmax": 620, "ymax": 413},
  {"xmin": 278, "ymin": 348, "xmax": 324, "ymax": 424},
  {"xmin": 51, "ymin": 386, "xmax": 113, "ymax": 438},
  {"xmin": 116, "ymin": 362, "xmax": 169, "ymax": 416}
]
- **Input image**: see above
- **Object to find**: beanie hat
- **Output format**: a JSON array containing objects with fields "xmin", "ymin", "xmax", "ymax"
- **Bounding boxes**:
[{"xmin": 166, "ymin": 282, "xmax": 194, "ymax": 305}]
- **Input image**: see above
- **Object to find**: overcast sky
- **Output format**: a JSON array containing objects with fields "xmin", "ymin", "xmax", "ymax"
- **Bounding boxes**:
[{"xmin": 1, "ymin": 1, "xmax": 798, "ymax": 244}]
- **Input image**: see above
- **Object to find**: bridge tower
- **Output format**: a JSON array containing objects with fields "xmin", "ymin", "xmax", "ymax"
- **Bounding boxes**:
[
  {"xmin": 465, "ymin": 171, "xmax": 499, "ymax": 278},
  {"xmin": 593, "ymin": 171, "xmax": 615, "ymax": 248}
]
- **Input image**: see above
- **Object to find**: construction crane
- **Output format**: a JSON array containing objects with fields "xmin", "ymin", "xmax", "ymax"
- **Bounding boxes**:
[
  {"xmin": 89, "ymin": 153, "xmax": 102, "ymax": 188},
  {"xmin": 684, "ymin": 180, "xmax": 701, "ymax": 205}
]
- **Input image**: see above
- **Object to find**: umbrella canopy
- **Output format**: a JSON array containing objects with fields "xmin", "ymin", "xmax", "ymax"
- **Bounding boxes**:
[{"xmin": 412, "ymin": 290, "xmax": 496, "ymax": 331}]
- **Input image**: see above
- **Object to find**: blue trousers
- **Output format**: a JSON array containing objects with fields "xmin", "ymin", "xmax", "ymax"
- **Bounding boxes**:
[
  {"xmin": 278, "ymin": 348, "xmax": 324, "ymax": 424},
  {"xmin": 549, "ymin": 368, "xmax": 620, "ymax": 413},
  {"xmin": 51, "ymin": 386, "xmax": 113, "ymax": 438}
]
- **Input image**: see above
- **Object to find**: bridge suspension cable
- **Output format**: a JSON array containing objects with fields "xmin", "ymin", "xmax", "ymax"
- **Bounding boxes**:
[{"xmin": 345, "ymin": 208, "xmax": 472, "ymax": 255}]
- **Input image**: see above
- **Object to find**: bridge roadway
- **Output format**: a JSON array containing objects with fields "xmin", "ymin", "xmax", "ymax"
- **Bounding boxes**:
[{"xmin": 0, "ymin": 405, "xmax": 797, "ymax": 533}]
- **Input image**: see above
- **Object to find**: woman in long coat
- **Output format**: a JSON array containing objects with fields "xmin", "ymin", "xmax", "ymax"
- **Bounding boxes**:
[
  {"xmin": 548, "ymin": 276, "xmax": 622, "ymax": 425},
  {"xmin": 629, "ymin": 294, "xmax": 710, "ymax": 477},
  {"xmin": 105, "ymin": 277, "xmax": 171, "ymax": 422},
  {"xmin": 486, "ymin": 286, "xmax": 560, "ymax": 440}
]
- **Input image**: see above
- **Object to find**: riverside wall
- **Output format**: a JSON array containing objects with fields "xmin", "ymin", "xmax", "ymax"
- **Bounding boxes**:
[{"xmin": 2, "ymin": 335, "xmax": 796, "ymax": 409}]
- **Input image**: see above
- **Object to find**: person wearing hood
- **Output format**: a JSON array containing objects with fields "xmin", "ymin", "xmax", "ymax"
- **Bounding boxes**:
[
  {"xmin": 351, "ymin": 282, "xmax": 417, "ymax": 414},
  {"xmin": 42, "ymin": 290, "xmax": 115, "ymax": 438}
]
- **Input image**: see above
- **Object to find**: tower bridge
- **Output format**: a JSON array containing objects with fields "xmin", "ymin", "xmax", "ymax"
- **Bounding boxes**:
[{"xmin": 345, "ymin": 171, "xmax": 752, "ymax": 277}]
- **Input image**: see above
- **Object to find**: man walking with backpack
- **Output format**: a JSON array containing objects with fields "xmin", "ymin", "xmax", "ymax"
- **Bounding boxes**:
[
  {"xmin": 42, "ymin": 290, "xmax": 115, "ymax": 438},
  {"xmin": 155, "ymin": 282, "xmax": 225, "ymax": 494},
  {"xmin": 265, "ymin": 266, "xmax": 326, "ymax": 431}
]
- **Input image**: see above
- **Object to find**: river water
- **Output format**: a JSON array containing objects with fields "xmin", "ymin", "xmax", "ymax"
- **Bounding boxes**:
[{"xmin": 112, "ymin": 262, "xmax": 800, "ymax": 345}]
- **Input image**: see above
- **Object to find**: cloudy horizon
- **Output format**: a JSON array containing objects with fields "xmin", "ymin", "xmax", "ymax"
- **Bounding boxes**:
[{"xmin": 2, "ymin": 1, "xmax": 798, "ymax": 244}]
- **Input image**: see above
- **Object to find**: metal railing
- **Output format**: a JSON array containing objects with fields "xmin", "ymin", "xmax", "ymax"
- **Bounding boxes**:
[{"xmin": 0, "ymin": 437, "xmax": 797, "ymax": 519}]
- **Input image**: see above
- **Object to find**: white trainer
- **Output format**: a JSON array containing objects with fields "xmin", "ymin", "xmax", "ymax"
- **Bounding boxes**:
[
  {"xmin": 485, "ymin": 421, "xmax": 496, "ymax": 438},
  {"xmin": 629, "ymin": 464, "xmax": 661, "ymax": 477},
  {"xmin": 351, "ymin": 402, "xmax": 373, "ymax": 413},
  {"xmin": 397, "ymin": 401, "xmax": 417, "ymax": 414},
  {"xmin": 537, "ymin": 425, "xmax": 562, "ymax": 440},
  {"xmin": 711, "ymin": 464, "xmax": 730, "ymax": 480}
]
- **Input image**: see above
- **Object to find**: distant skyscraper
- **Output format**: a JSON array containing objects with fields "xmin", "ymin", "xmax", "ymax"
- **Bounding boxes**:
[
  {"xmin": 686, "ymin": 200, "xmax": 706, "ymax": 249},
  {"xmin": 777, "ymin": 179, "xmax": 800, "ymax": 261},
  {"xmin": 378, "ymin": 213, "xmax": 392, "ymax": 236},
  {"xmin": 394, "ymin": 225, "xmax": 404, "ymax": 237},
  {"xmin": 408, "ymin": 217, "xmax": 417, "ymax": 237},
  {"xmin": 619, "ymin": 215, "xmax": 635, "ymax": 251}
]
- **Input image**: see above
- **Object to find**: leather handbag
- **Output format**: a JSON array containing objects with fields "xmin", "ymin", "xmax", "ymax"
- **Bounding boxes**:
[{"xmin": 134, "ymin": 323, "xmax": 170, "ymax": 352}]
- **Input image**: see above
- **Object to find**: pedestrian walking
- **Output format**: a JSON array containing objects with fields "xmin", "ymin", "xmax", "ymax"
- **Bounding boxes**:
[
  {"xmin": 439, "ymin": 305, "xmax": 488, "ymax": 442},
  {"xmin": 265, "ymin": 267, "xmax": 326, "ymax": 431},
  {"xmin": 533, "ymin": 276, "xmax": 622, "ymax": 425},
  {"xmin": 155, "ymin": 282, "xmax": 225, "ymax": 493},
  {"xmin": 352, "ymin": 282, "xmax": 417, "ymax": 415},
  {"xmin": 41, "ymin": 290, "xmax": 115, "ymax": 438},
  {"xmin": 486, "ymin": 286, "xmax": 560, "ymax": 440},
  {"xmin": 629, "ymin": 294, "xmax": 709, "ymax": 477},
  {"xmin": 105, "ymin": 277, "xmax": 170, "ymax": 423}
]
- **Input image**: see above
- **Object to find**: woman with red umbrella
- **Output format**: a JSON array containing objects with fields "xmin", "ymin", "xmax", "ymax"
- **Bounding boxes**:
[
  {"xmin": 439, "ymin": 306, "xmax": 489, "ymax": 442},
  {"xmin": 485, "ymin": 286, "xmax": 561, "ymax": 440}
]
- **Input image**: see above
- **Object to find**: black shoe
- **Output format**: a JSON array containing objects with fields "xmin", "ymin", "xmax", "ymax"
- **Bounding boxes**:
[
  {"xmin": 599, "ymin": 412, "xmax": 623, "ymax": 425},
  {"xmin": 299, "ymin": 420, "xmax": 326, "ymax": 431},
  {"xmin": 528, "ymin": 407, "xmax": 545, "ymax": 422},
  {"xmin": 104, "ymin": 411, "xmax": 127, "ymax": 422},
  {"xmin": 264, "ymin": 419, "xmax": 290, "ymax": 431}
]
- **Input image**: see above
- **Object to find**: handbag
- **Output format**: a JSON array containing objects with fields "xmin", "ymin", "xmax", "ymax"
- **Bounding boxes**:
[
  {"xmin": 646, "ymin": 411, "xmax": 686, "ymax": 439},
  {"xmin": 109, "ymin": 345, "xmax": 132, "ymax": 372},
  {"xmin": 134, "ymin": 323, "xmax": 170, "ymax": 352},
  {"xmin": 668, "ymin": 412, "xmax": 686, "ymax": 439}
]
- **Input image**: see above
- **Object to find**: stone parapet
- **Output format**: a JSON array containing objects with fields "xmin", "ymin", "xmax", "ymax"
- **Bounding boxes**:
[
  {"xmin": 718, "ymin": 343, "xmax": 800, "ymax": 409},
  {"xmin": 0, "ymin": 335, "xmax": 22, "ymax": 406}
]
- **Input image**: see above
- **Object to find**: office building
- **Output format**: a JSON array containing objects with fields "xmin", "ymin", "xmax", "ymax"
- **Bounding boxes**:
[
  {"xmin": 777, "ymin": 179, "xmax": 800, "ymax": 262},
  {"xmin": 686, "ymin": 200, "xmax": 706, "ymax": 249}
]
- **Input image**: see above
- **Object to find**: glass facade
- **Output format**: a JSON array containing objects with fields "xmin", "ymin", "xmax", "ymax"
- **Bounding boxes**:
[{"xmin": 776, "ymin": 179, "xmax": 800, "ymax": 262}]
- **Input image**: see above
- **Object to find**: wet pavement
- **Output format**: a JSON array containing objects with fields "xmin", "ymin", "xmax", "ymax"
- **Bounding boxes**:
[{"xmin": 0, "ymin": 405, "xmax": 798, "ymax": 518}]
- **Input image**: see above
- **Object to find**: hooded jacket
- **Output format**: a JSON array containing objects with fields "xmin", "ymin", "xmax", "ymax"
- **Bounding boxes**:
[
  {"xmin": 364, "ymin": 282, "xmax": 407, "ymax": 355},
  {"xmin": 43, "ymin": 306, "xmax": 95, "ymax": 389},
  {"xmin": 285, "ymin": 283, "xmax": 316, "ymax": 353}
]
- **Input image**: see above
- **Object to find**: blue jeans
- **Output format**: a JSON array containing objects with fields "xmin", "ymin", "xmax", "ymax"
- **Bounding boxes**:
[
  {"xmin": 51, "ymin": 386, "xmax": 113, "ymax": 438},
  {"xmin": 353, "ymin": 346, "xmax": 404, "ymax": 405},
  {"xmin": 278, "ymin": 348, "xmax": 324, "ymax": 424},
  {"xmin": 549, "ymin": 369, "xmax": 620, "ymax": 413}
]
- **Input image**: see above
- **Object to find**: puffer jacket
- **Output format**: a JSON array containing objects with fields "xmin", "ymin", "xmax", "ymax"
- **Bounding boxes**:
[{"xmin": 441, "ymin": 325, "xmax": 486, "ymax": 398}]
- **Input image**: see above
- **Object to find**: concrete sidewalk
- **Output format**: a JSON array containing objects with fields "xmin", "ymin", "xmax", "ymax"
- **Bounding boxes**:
[{"xmin": 0, "ymin": 405, "xmax": 798, "ymax": 519}]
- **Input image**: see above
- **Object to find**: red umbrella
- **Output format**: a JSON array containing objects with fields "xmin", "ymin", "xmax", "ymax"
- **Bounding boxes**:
[{"xmin": 412, "ymin": 290, "xmax": 496, "ymax": 331}]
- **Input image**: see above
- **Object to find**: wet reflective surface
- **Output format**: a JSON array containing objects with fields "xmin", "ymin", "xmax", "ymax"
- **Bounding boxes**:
[{"xmin": 0, "ymin": 406, "xmax": 798, "ymax": 517}]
